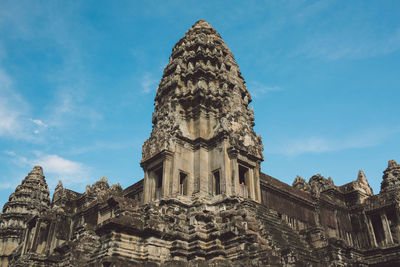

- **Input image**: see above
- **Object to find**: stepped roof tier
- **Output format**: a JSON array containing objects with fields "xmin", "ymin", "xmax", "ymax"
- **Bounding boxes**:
[
  {"xmin": 0, "ymin": 166, "xmax": 50, "ymax": 264},
  {"xmin": 142, "ymin": 20, "xmax": 263, "ymax": 162},
  {"xmin": 381, "ymin": 159, "xmax": 400, "ymax": 193},
  {"xmin": 0, "ymin": 166, "xmax": 50, "ymax": 236}
]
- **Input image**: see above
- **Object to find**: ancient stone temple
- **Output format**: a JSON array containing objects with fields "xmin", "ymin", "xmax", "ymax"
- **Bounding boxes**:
[
  {"xmin": 1, "ymin": 20, "xmax": 400, "ymax": 267},
  {"xmin": 0, "ymin": 166, "xmax": 50, "ymax": 267}
]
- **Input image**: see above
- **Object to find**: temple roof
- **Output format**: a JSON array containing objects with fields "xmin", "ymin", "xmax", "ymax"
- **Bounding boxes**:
[
  {"xmin": 143, "ymin": 20, "xmax": 263, "ymax": 161},
  {"xmin": 0, "ymin": 166, "xmax": 50, "ymax": 234},
  {"xmin": 155, "ymin": 19, "xmax": 248, "ymax": 107}
]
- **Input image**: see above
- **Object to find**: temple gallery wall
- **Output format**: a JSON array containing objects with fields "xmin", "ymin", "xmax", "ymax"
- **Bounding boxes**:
[{"xmin": 0, "ymin": 20, "xmax": 399, "ymax": 267}]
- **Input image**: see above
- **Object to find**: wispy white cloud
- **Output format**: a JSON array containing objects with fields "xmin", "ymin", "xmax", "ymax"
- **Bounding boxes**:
[
  {"xmin": 0, "ymin": 2, "xmax": 102, "ymax": 131},
  {"xmin": 7, "ymin": 151, "xmax": 91, "ymax": 188},
  {"xmin": 30, "ymin": 119, "xmax": 48, "ymax": 128},
  {"xmin": 294, "ymin": 0, "xmax": 333, "ymax": 23},
  {"xmin": 297, "ymin": 28, "xmax": 400, "ymax": 61},
  {"xmin": 141, "ymin": 73, "xmax": 158, "ymax": 94},
  {"xmin": 248, "ymin": 81, "xmax": 282, "ymax": 98},
  {"xmin": 68, "ymin": 140, "xmax": 135, "ymax": 155},
  {"xmin": 0, "ymin": 182, "xmax": 13, "ymax": 190},
  {"xmin": 4, "ymin": 150, "xmax": 16, "ymax": 156},
  {"xmin": 47, "ymin": 88, "xmax": 103, "ymax": 129},
  {"xmin": 0, "ymin": 67, "xmax": 36, "ymax": 140},
  {"xmin": 269, "ymin": 127, "xmax": 399, "ymax": 156}
]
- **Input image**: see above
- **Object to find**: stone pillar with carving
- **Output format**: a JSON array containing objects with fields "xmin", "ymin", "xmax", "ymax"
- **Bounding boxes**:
[
  {"xmin": 381, "ymin": 212, "xmax": 394, "ymax": 245},
  {"xmin": 140, "ymin": 20, "xmax": 263, "ymax": 203}
]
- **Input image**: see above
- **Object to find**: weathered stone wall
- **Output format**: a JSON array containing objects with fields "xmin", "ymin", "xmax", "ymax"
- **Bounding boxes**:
[{"xmin": 2, "ymin": 163, "xmax": 400, "ymax": 267}]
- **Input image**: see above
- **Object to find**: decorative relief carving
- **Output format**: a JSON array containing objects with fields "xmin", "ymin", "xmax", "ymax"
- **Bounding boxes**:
[{"xmin": 142, "ymin": 20, "xmax": 263, "ymax": 162}]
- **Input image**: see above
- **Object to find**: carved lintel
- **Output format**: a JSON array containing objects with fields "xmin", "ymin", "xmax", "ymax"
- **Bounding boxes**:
[{"xmin": 140, "ymin": 149, "xmax": 174, "ymax": 169}]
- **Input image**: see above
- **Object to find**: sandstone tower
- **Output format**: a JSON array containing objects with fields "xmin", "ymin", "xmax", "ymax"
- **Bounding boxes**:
[
  {"xmin": 141, "ymin": 20, "xmax": 263, "ymax": 204},
  {"xmin": 0, "ymin": 20, "xmax": 400, "ymax": 266},
  {"xmin": 0, "ymin": 166, "xmax": 50, "ymax": 267}
]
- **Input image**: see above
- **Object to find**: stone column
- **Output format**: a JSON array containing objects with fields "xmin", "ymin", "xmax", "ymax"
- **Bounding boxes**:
[
  {"xmin": 228, "ymin": 148, "xmax": 239, "ymax": 197},
  {"xmin": 254, "ymin": 163, "xmax": 262, "ymax": 202},
  {"xmin": 223, "ymin": 142, "xmax": 231, "ymax": 196},
  {"xmin": 44, "ymin": 221, "xmax": 55, "ymax": 254},
  {"xmin": 248, "ymin": 168, "xmax": 255, "ymax": 200},
  {"xmin": 364, "ymin": 213, "xmax": 378, "ymax": 247},
  {"xmin": 21, "ymin": 226, "xmax": 30, "ymax": 255},
  {"xmin": 142, "ymin": 170, "xmax": 150, "ymax": 204},
  {"xmin": 31, "ymin": 219, "xmax": 40, "ymax": 252},
  {"xmin": 381, "ymin": 212, "xmax": 394, "ymax": 245},
  {"xmin": 193, "ymin": 145, "xmax": 209, "ymax": 197},
  {"xmin": 394, "ymin": 206, "xmax": 400, "ymax": 243},
  {"xmin": 162, "ymin": 156, "xmax": 173, "ymax": 198},
  {"xmin": 199, "ymin": 146, "xmax": 209, "ymax": 197}
]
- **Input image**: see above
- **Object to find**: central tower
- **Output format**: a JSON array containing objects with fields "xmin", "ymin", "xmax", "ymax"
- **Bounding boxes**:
[{"xmin": 141, "ymin": 20, "xmax": 263, "ymax": 203}]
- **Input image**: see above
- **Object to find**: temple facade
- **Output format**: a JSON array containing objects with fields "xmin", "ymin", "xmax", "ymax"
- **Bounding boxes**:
[{"xmin": 0, "ymin": 20, "xmax": 399, "ymax": 267}]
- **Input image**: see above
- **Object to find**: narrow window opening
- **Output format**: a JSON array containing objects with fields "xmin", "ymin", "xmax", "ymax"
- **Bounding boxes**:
[
  {"xmin": 155, "ymin": 168, "xmax": 163, "ymax": 188},
  {"xmin": 179, "ymin": 172, "xmax": 188, "ymax": 195},
  {"xmin": 213, "ymin": 170, "xmax": 221, "ymax": 195},
  {"xmin": 239, "ymin": 165, "xmax": 248, "ymax": 185},
  {"xmin": 238, "ymin": 165, "xmax": 249, "ymax": 198},
  {"xmin": 371, "ymin": 214, "xmax": 385, "ymax": 246},
  {"xmin": 154, "ymin": 167, "xmax": 163, "ymax": 200}
]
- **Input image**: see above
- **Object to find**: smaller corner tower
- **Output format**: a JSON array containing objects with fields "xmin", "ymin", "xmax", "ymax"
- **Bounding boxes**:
[
  {"xmin": 141, "ymin": 20, "xmax": 263, "ymax": 204},
  {"xmin": 0, "ymin": 166, "xmax": 50, "ymax": 267},
  {"xmin": 381, "ymin": 159, "xmax": 400, "ymax": 193}
]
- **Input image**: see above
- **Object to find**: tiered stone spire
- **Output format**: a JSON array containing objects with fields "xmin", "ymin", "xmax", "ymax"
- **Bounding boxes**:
[
  {"xmin": 141, "ymin": 20, "xmax": 263, "ymax": 203},
  {"xmin": 0, "ymin": 166, "xmax": 50, "ymax": 265},
  {"xmin": 142, "ymin": 20, "xmax": 263, "ymax": 161},
  {"xmin": 381, "ymin": 159, "xmax": 400, "ymax": 193}
]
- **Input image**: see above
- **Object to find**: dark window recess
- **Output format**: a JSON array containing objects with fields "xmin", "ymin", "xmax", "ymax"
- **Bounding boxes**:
[
  {"xmin": 213, "ymin": 170, "xmax": 221, "ymax": 195},
  {"xmin": 371, "ymin": 214, "xmax": 385, "ymax": 246},
  {"xmin": 156, "ymin": 168, "xmax": 163, "ymax": 188},
  {"xmin": 239, "ymin": 165, "xmax": 248, "ymax": 185},
  {"xmin": 180, "ymin": 172, "xmax": 188, "ymax": 195}
]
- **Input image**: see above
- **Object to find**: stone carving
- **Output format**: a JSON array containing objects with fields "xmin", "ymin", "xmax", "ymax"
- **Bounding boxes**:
[
  {"xmin": 142, "ymin": 20, "xmax": 263, "ymax": 162},
  {"xmin": 381, "ymin": 159, "xmax": 400, "ymax": 193},
  {"xmin": 0, "ymin": 166, "xmax": 50, "ymax": 266},
  {"xmin": 308, "ymin": 174, "xmax": 335, "ymax": 196},
  {"xmin": 292, "ymin": 175, "xmax": 311, "ymax": 193},
  {"xmin": 354, "ymin": 170, "xmax": 374, "ymax": 195}
]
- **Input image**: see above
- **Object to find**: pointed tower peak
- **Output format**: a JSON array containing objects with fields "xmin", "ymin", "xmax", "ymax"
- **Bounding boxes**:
[
  {"xmin": 388, "ymin": 159, "xmax": 398, "ymax": 168},
  {"xmin": 0, "ymin": 165, "xmax": 50, "ymax": 249},
  {"xmin": 193, "ymin": 19, "xmax": 210, "ymax": 26},
  {"xmin": 192, "ymin": 19, "xmax": 213, "ymax": 29},
  {"xmin": 144, "ymin": 19, "xmax": 262, "ymax": 163},
  {"xmin": 357, "ymin": 170, "xmax": 367, "ymax": 182},
  {"xmin": 381, "ymin": 159, "xmax": 400, "ymax": 193},
  {"xmin": 30, "ymin": 165, "xmax": 43, "ymax": 175}
]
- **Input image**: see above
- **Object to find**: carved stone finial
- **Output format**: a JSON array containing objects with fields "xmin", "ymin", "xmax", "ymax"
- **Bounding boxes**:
[
  {"xmin": 388, "ymin": 159, "xmax": 399, "ymax": 168},
  {"xmin": 309, "ymin": 174, "xmax": 335, "ymax": 195},
  {"xmin": 55, "ymin": 180, "xmax": 63, "ymax": 192},
  {"xmin": 357, "ymin": 170, "xmax": 367, "ymax": 182},
  {"xmin": 292, "ymin": 175, "xmax": 311, "ymax": 193},
  {"xmin": 381, "ymin": 159, "xmax": 400, "ymax": 193}
]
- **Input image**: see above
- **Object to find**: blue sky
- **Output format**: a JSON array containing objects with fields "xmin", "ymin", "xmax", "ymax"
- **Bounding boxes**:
[{"xmin": 0, "ymin": 0, "xmax": 399, "ymax": 208}]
